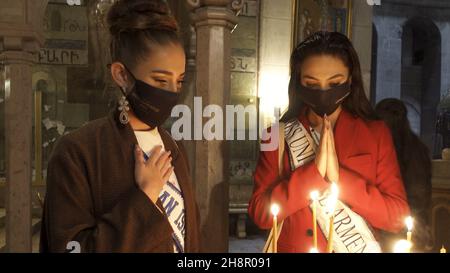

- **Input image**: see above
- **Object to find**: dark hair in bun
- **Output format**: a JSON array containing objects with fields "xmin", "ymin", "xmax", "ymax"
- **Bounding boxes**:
[{"xmin": 107, "ymin": 0, "xmax": 181, "ymax": 69}]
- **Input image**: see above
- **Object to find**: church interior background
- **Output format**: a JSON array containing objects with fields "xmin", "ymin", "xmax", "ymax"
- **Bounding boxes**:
[{"xmin": 0, "ymin": 0, "xmax": 449, "ymax": 253}]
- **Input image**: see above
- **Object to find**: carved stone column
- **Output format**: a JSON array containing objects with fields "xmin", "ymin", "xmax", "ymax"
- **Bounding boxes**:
[
  {"xmin": 183, "ymin": 24, "xmax": 198, "ymax": 179},
  {"xmin": 187, "ymin": 0, "xmax": 244, "ymax": 252},
  {"xmin": 0, "ymin": 0, "xmax": 48, "ymax": 252}
]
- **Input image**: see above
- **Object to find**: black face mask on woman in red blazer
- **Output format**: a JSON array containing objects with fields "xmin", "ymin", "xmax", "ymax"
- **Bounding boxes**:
[{"xmin": 298, "ymin": 81, "xmax": 351, "ymax": 117}]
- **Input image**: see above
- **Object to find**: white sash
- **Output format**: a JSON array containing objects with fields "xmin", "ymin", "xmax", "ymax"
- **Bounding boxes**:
[{"xmin": 284, "ymin": 119, "xmax": 382, "ymax": 253}]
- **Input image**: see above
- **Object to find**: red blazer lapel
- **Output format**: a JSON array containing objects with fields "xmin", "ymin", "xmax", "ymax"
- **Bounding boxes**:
[{"xmin": 334, "ymin": 109, "xmax": 358, "ymax": 162}]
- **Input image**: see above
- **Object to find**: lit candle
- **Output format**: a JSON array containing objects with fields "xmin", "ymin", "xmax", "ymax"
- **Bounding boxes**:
[
  {"xmin": 271, "ymin": 203, "xmax": 280, "ymax": 253},
  {"xmin": 393, "ymin": 239, "xmax": 412, "ymax": 253},
  {"xmin": 440, "ymin": 245, "xmax": 446, "ymax": 253},
  {"xmin": 326, "ymin": 183, "xmax": 339, "ymax": 253},
  {"xmin": 309, "ymin": 247, "xmax": 319, "ymax": 253},
  {"xmin": 310, "ymin": 190, "xmax": 319, "ymax": 250},
  {"xmin": 405, "ymin": 216, "xmax": 413, "ymax": 245}
]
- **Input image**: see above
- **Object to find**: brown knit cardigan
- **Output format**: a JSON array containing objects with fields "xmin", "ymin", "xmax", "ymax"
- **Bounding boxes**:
[{"xmin": 40, "ymin": 109, "xmax": 200, "ymax": 253}]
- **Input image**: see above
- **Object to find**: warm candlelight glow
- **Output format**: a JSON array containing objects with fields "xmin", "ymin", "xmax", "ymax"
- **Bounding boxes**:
[
  {"xmin": 405, "ymin": 216, "xmax": 413, "ymax": 246},
  {"xmin": 405, "ymin": 216, "xmax": 413, "ymax": 231},
  {"xmin": 309, "ymin": 247, "xmax": 319, "ymax": 253},
  {"xmin": 440, "ymin": 245, "xmax": 447, "ymax": 253},
  {"xmin": 310, "ymin": 191, "xmax": 319, "ymax": 201},
  {"xmin": 326, "ymin": 183, "xmax": 339, "ymax": 214},
  {"xmin": 271, "ymin": 203, "xmax": 280, "ymax": 217},
  {"xmin": 393, "ymin": 239, "xmax": 412, "ymax": 253},
  {"xmin": 326, "ymin": 183, "xmax": 339, "ymax": 253},
  {"xmin": 271, "ymin": 203, "xmax": 280, "ymax": 253}
]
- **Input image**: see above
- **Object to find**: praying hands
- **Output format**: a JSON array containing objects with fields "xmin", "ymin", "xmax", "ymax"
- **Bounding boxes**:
[{"xmin": 314, "ymin": 115, "xmax": 340, "ymax": 183}]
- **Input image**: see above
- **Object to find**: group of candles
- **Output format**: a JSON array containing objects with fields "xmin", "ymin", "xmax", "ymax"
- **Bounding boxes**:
[
  {"xmin": 269, "ymin": 182, "xmax": 448, "ymax": 253},
  {"xmin": 269, "ymin": 182, "xmax": 339, "ymax": 253},
  {"xmin": 393, "ymin": 216, "xmax": 447, "ymax": 253}
]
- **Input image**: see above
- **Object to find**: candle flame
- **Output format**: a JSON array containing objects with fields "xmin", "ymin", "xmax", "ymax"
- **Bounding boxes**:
[
  {"xmin": 393, "ymin": 239, "xmax": 412, "ymax": 253},
  {"xmin": 271, "ymin": 203, "xmax": 280, "ymax": 216},
  {"xmin": 440, "ymin": 245, "xmax": 446, "ymax": 253},
  {"xmin": 331, "ymin": 182, "xmax": 339, "ymax": 196},
  {"xmin": 310, "ymin": 190, "xmax": 319, "ymax": 201},
  {"xmin": 405, "ymin": 216, "xmax": 413, "ymax": 231},
  {"xmin": 326, "ymin": 183, "xmax": 339, "ymax": 214}
]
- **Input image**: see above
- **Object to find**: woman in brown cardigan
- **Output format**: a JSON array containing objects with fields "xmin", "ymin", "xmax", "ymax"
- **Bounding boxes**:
[{"xmin": 40, "ymin": 0, "xmax": 200, "ymax": 253}]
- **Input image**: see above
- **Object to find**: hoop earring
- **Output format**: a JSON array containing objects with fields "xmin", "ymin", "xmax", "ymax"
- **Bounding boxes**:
[{"xmin": 118, "ymin": 95, "xmax": 130, "ymax": 124}]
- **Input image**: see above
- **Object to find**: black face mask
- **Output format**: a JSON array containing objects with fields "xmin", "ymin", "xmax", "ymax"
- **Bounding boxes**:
[
  {"xmin": 298, "ymin": 81, "xmax": 351, "ymax": 117},
  {"xmin": 122, "ymin": 67, "xmax": 180, "ymax": 128}
]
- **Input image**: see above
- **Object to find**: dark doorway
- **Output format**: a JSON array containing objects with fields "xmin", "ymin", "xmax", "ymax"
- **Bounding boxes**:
[{"xmin": 401, "ymin": 17, "xmax": 441, "ymax": 156}]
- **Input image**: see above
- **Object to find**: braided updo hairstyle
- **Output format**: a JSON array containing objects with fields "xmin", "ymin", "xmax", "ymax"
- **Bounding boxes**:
[{"xmin": 107, "ymin": 0, "xmax": 181, "ymax": 69}]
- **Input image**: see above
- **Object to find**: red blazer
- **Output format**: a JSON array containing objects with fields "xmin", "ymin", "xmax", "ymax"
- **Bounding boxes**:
[{"xmin": 248, "ymin": 109, "xmax": 410, "ymax": 253}]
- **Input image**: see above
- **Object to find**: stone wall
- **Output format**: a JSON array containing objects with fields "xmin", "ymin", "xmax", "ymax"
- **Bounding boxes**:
[
  {"xmin": 374, "ymin": 0, "xmax": 450, "ymax": 100},
  {"xmin": 258, "ymin": 0, "xmax": 293, "ymax": 120},
  {"xmin": 351, "ymin": 0, "xmax": 374, "ymax": 99},
  {"xmin": 229, "ymin": 0, "xmax": 294, "ymax": 209},
  {"xmin": 373, "ymin": 0, "xmax": 450, "ymax": 154}
]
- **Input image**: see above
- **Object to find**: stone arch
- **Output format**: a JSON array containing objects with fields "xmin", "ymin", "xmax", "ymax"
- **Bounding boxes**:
[{"xmin": 401, "ymin": 17, "xmax": 441, "ymax": 155}]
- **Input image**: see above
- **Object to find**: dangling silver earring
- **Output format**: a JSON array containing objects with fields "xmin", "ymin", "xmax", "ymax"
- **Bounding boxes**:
[{"xmin": 118, "ymin": 95, "xmax": 130, "ymax": 124}]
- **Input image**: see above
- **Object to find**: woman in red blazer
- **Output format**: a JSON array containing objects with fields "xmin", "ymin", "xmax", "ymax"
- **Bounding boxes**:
[{"xmin": 248, "ymin": 32, "xmax": 410, "ymax": 253}]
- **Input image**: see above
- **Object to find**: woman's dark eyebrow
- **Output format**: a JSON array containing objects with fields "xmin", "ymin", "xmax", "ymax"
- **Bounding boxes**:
[
  {"xmin": 327, "ymin": 74, "xmax": 344, "ymax": 80},
  {"xmin": 151, "ymin": 70, "xmax": 186, "ymax": 77},
  {"xmin": 151, "ymin": 69, "xmax": 173, "ymax": 75},
  {"xmin": 303, "ymin": 75, "xmax": 319, "ymax": 81},
  {"xmin": 302, "ymin": 74, "xmax": 344, "ymax": 81}
]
